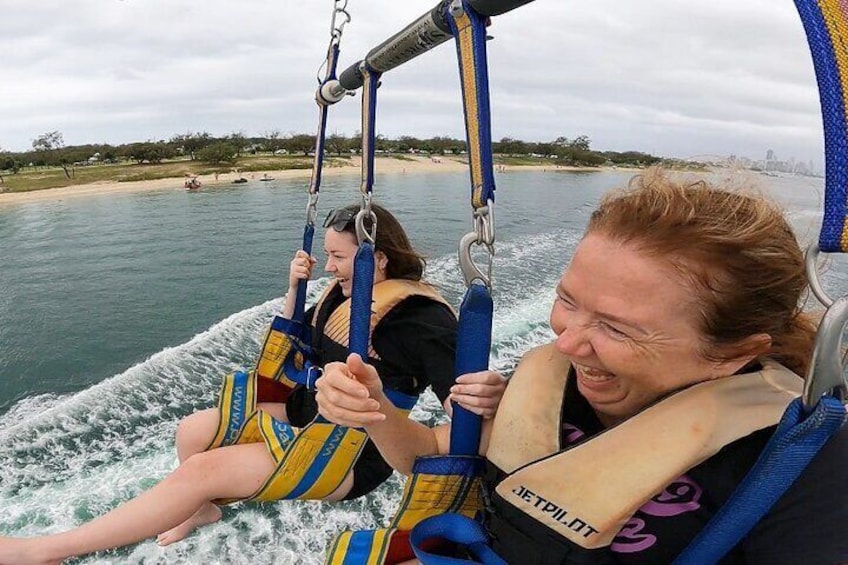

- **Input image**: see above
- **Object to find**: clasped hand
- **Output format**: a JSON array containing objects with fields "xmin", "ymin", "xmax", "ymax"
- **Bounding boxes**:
[{"xmin": 316, "ymin": 353, "xmax": 507, "ymax": 427}]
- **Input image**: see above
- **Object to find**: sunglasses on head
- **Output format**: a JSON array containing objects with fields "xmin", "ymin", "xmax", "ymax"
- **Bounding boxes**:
[{"xmin": 323, "ymin": 208, "xmax": 357, "ymax": 232}]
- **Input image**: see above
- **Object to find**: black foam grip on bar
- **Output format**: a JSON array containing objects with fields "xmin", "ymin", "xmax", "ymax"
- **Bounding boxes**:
[
  {"xmin": 338, "ymin": 61, "xmax": 364, "ymax": 90},
  {"xmin": 467, "ymin": 0, "xmax": 536, "ymax": 17},
  {"xmin": 335, "ymin": 0, "xmax": 536, "ymax": 92},
  {"xmin": 431, "ymin": 2, "xmax": 452, "ymax": 33},
  {"xmin": 364, "ymin": 8, "xmax": 452, "ymax": 75}
]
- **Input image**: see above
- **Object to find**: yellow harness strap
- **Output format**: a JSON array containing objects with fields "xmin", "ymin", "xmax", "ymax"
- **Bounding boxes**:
[
  {"xmin": 488, "ymin": 343, "xmax": 803, "ymax": 549},
  {"xmin": 253, "ymin": 324, "xmax": 305, "ymax": 391},
  {"xmin": 250, "ymin": 416, "xmax": 369, "ymax": 501},
  {"xmin": 325, "ymin": 455, "xmax": 482, "ymax": 565}
]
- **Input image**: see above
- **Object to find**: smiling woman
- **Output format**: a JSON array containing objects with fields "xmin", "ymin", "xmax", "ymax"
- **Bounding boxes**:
[{"xmin": 316, "ymin": 168, "xmax": 848, "ymax": 564}]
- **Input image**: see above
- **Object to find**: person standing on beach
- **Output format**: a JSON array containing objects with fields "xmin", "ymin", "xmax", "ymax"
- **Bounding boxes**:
[{"xmin": 0, "ymin": 203, "xmax": 507, "ymax": 564}]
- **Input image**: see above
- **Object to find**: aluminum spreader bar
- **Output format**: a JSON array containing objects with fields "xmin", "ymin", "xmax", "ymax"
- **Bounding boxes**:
[{"xmin": 318, "ymin": 0, "xmax": 535, "ymax": 102}]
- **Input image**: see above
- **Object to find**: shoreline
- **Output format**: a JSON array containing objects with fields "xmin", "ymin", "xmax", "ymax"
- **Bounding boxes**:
[{"xmin": 0, "ymin": 156, "xmax": 629, "ymax": 207}]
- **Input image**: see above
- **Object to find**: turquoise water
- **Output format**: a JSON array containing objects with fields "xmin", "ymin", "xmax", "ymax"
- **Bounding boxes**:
[{"xmin": 0, "ymin": 169, "xmax": 839, "ymax": 563}]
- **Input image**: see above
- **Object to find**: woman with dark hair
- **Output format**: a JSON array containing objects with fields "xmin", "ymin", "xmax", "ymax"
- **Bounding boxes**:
[{"xmin": 0, "ymin": 203, "xmax": 506, "ymax": 564}]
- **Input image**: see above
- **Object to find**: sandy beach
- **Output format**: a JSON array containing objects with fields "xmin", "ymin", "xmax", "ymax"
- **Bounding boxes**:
[{"xmin": 0, "ymin": 156, "xmax": 597, "ymax": 207}]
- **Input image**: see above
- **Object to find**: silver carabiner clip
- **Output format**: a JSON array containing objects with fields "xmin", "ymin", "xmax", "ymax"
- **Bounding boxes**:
[
  {"xmin": 458, "ymin": 232, "xmax": 493, "ymax": 287},
  {"xmin": 458, "ymin": 201, "xmax": 495, "ymax": 288},
  {"xmin": 355, "ymin": 195, "xmax": 377, "ymax": 245},
  {"xmin": 802, "ymin": 295, "xmax": 848, "ymax": 412},
  {"xmin": 330, "ymin": 0, "xmax": 351, "ymax": 40}
]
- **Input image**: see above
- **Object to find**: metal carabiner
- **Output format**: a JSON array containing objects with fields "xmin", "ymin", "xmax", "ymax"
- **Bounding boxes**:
[
  {"xmin": 316, "ymin": 1, "xmax": 351, "ymax": 84},
  {"xmin": 459, "ymin": 201, "xmax": 495, "ymax": 288},
  {"xmin": 330, "ymin": 0, "xmax": 351, "ymax": 40},
  {"xmin": 802, "ymin": 295, "xmax": 848, "ymax": 412},
  {"xmin": 458, "ymin": 231, "xmax": 493, "ymax": 288},
  {"xmin": 805, "ymin": 243, "xmax": 834, "ymax": 308},
  {"xmin": 355, "ymin": 195, "xmax": 377, "ymax": 245}
]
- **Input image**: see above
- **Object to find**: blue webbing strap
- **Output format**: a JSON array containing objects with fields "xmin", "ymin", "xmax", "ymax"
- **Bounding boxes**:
[
  {"xmin": 673, "ymin": 396, "xmax": 846, "ymax": 564},
  {"xmin": 405, "ymin": 284, "xmax": 492, "ymax": 563},
  {"xmin": 408, "ymin": 4, "xmax": 498, "ymax": 560},
  {"xmin": 349, "ymin": 59, "xmax": 379, "ymax": 359},
  {"xmin": 450, "ymin": 283, "xmax": 492, "ymax": 454},
  {"xmin": 293, "ymin": 225, "xmax": 315, "ymax": 323},
  {"xmin": 793, "ymin": 0, "xmax": 848, "ymax": 252},
  {"xmin": 294, "ymin": 36, "xmax": 342, "ymax": 321},
  {"xmin": 349, "ymin": 243, "xmax": 376, "ymax": 359},
  {"xmin": 360, "ymin": 64, "xmax": 380, "ymax": 199},
  {"xmin": 448, "ymin": 0, "xmax": 496, "ymax": 457},
  {"xmin": 311, "ymin": 42, "xmax": 340, "ymax": 199},
  {"xmin": 411, "ymin": 513, "xmax": 507, "ymax": 565}
]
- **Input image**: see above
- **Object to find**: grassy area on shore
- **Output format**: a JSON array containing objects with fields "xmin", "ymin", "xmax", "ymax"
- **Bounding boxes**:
[
  {"xmin": 0, "ymin": 152, "xmax": 614, "ymax": 194},
  {"xmin": 0, "ymin": 154, "xmax": 358, "ymax": 194}
]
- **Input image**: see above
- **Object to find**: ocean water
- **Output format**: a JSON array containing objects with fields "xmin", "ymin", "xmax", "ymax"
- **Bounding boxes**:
[{"xmin": 0, "ymin": 169, "xmax": 841, "ymax": 563}]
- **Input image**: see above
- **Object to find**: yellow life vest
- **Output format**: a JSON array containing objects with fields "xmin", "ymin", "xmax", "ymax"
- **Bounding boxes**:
[{"xmin": 486, "ymin": 342, "xmax": 803, "ymax": 549}]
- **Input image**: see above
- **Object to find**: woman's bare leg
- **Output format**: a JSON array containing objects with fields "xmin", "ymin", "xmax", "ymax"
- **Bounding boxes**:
[
  {"xmin": 157, "ymin": 403, "xmax": 290, "ymax": 546},
  {"xmin": 0, "ymin": 442, "xmax": 276, "ymax": 565},
  {"xmin": 174, "ymin": 408, "xmax": 220, "ymax": 462}
]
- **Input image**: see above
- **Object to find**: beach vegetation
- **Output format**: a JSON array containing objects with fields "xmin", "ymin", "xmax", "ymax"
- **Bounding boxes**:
[
  {"xmin": 123, "ymin": 141, "xmax": 175, "ymax": 165},
  {"xmin": 327, "ymin": 132, "xmax": 349, "ymax": 156},
  {"xmin": 286, "ymin": 134, "xmax": 316, "ymax": 156},
  {"xmin": 32, "ymin": 131, "xmax": 76, "ymax": 179},
  {"xmin": 0, "ymin": 130, "xmax": 678, "ymax": 194},
  {"xmin": 170, "ymin": 132, "xmax": 214, "ymax": 160},
  {"xmin": 197, "ymin": 142, "xmax": 239, "ymax": 165}
]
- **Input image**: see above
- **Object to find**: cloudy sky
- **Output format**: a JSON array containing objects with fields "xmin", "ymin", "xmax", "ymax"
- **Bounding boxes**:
[{"xmin": 1, "ymin": 0, "xmax": 825, "ymax": 164}]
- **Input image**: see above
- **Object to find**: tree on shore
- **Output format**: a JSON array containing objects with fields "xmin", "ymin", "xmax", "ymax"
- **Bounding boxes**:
[
  {"xmin": 326, "ymin": 132, "xmax": 349, "ymax": 156},
  {"xmin": 170, "ymin": 132, "xmax": 213, "ymax": 160},
  {"xmin": 197, "ymin": 142, "xmax": 238, "ymax": 165},
  {"xmin": 285, "ymin": 133, "xmax": 316, "ymax": 156},
  {"xmin": 123, "ymin": 141, "xmax": 174, "ymax": 164},
  {"xmin": 263, "ymin": 130, "xmax": 282, "ymax": 153},
  {"xmin": 32, "ymin": 131, "xmax": 75, "ymax": 179},
  {"xmin": 228, "ymin": 132, "xmax": 247, "ymax": 157}
]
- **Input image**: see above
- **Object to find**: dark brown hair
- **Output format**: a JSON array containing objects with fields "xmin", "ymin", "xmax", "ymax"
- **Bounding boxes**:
[
  {"xmin": 586, "ymin": 167, "xmax": 816, "ymax": 375},
  {"xmin": 331, "ymin": 203, "xmax": 425, "ymax": 281}
]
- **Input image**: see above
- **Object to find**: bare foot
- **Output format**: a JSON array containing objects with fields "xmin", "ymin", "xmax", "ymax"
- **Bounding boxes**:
[
  {"xmin": 156, "ymin": 503, "xmax": 222, "ymax": 546},
  {"xmin": 0, "ymin": 537, "xmax": 59, "ymax": 565}
]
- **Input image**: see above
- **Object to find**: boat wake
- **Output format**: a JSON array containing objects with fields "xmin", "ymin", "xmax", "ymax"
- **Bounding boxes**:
[{"xmin": 0, "ymin": 229, "xmax": 578, "ymax": 563}]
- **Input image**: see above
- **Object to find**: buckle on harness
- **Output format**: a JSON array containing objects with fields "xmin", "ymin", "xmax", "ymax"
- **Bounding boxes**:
[{"xmin": 305, "ymin": 365, "xmax": 324, "ymax": 389}]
